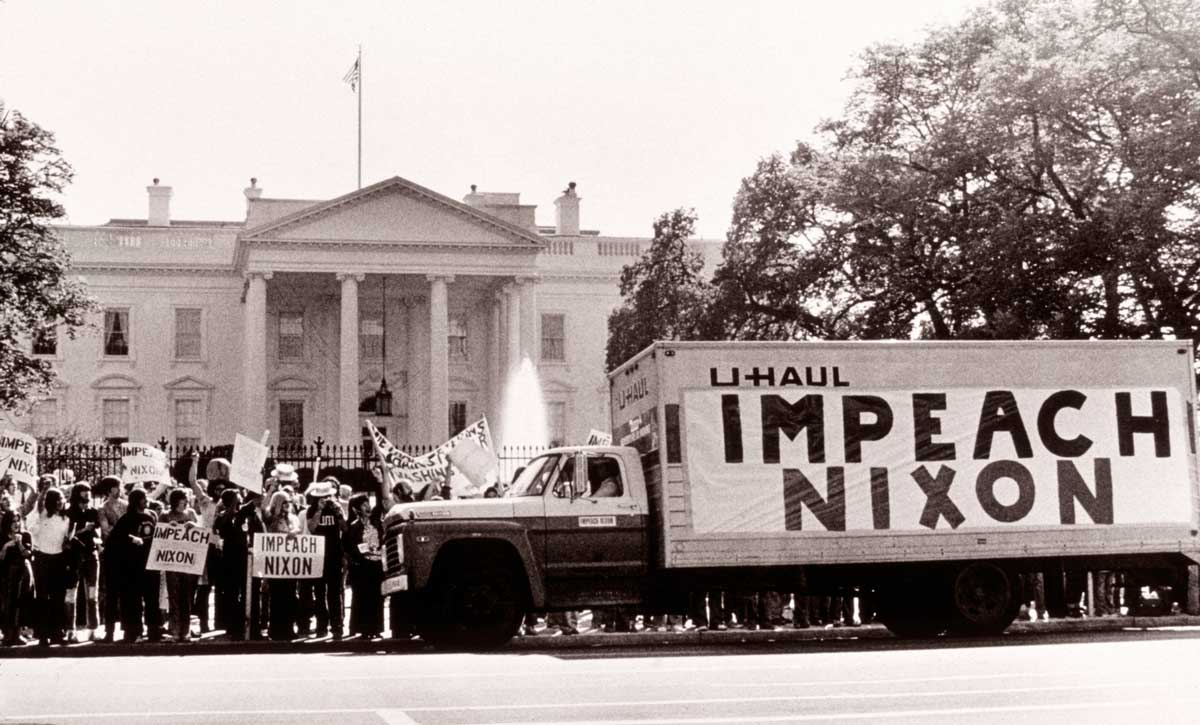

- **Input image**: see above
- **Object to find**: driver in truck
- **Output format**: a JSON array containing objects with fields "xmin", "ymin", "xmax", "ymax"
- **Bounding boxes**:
[{"xmin": 588, "ymin": 458, "xmax": 622, "ymax": 498}]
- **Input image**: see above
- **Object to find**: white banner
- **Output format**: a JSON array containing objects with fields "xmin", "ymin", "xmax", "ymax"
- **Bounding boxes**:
[
  {"xmin": 368, "ymin": 417, "xmax": 497, "ymax": 496},
  {"xmin": 120, "ymin": 443, "xmax": 169, "ymax": 485},
  {"xmin": 0, "ymin": 430, "xmax": 37, "ymax": 487},
  {"xmin": 684, "ymin": 387, "xmax": 1192, "ymax": 534},
  {"xmin": 230, "ymin": 433, "xmax": 269, "ymax": 493},
  {"xmin": 145, "ymin": 523, "xmax": 211, "ymax": 575},
  {"xmin": 252, "ymin": 533, "xmax": 324, "ymax": 579}
]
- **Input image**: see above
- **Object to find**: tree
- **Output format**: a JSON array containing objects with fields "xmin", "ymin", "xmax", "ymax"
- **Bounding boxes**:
[
  {"xmin": 0, "ymin": 104, "xmax": 94, "ymax": 411},
  {"xmin": 605, "ymin": 209, "xmax": 714, "ymax": 370},
  {"xmin": 712, "ymin": 0, "xmax": 1200, "ymax": 366}
]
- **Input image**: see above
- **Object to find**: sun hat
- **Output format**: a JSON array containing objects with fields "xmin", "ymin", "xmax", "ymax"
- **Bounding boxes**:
[
  {"xmin": 270, "ymin": 463, "xmax": 299, "ymax": 483},
  {"xmin": 306, "ymin": 480, "xmax": 337, "ymax": 498}
]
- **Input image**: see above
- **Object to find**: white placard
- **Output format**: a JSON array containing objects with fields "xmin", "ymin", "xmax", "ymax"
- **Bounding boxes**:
[
  {"xmin": 230, "ymin": 433, "xmax": 269, "ymax": 493},
  {"xmin": 252, "ymin": 533, "xmax": 324, "ymax": 579},
  {"xmin": 120, "ymin": 443, "xmax": 169, "ymax": 485},
  {"xmin": 0, "ymin": 430, "xmax": 37, "ymax": 487},
  {"xmin": 145, "ymin": 523, "xmax": 211, "ymax": 575}
]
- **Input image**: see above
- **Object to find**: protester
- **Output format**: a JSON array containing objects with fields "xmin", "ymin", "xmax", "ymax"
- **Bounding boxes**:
[
  {"xmin": 26, "ymin": 487, "xmax": 69, "ymax": 646},
  {"xmin": 345, "ymin": 493, "xmax": 383, "ymax": 640},
  {"xmin": 161, "ymin": 489, "xmax": 199, "ymax": 642},
  {"xmin": 64, "ymin": 482, "xmax": 101, "ymax": 642},
  {"xmin": 189, "ymin": 455, "xmax": 230, "ymax": 633},
  {"xmin": 110, "ymin": 488, "xmax": 162, "ymax": 643},
  {"xmin": 94, "ymin": 476, "xmax": 126, "ymax": 642},
  {"xmin": 263, "ymin": 490, "xmax": 300, "ymax": 641},
  {"xmin": 302, "ymin": 479, "xmax": 346, "ymax": 638},
  {"xmin": 0, "ymin": 510, "xmax": 34, "ymax": 645}
]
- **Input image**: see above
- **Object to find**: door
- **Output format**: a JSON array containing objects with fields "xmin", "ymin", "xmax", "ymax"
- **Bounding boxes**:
[{"xmin": 542, "ymin": 452, "xmax": 647, "ymax": 606}]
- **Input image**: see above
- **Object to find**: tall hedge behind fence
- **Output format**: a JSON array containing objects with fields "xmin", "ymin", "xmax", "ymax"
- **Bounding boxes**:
[{"xmin": 36, "ymin": 443, "xmax": 550, "ymax": 491}]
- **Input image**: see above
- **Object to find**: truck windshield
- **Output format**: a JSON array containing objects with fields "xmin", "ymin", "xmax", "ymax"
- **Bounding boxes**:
[{"xmin": 508, "ymin": 454, "xmax": 561, "ymax": 497}]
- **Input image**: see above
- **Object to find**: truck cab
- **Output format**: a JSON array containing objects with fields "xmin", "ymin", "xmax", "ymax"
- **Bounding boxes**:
[{"xmin": 381, "ymin": 445, "xmax": 649, "ymax": 647}]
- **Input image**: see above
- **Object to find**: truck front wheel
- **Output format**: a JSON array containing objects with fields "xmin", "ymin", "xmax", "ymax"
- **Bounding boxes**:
[
  {"xmin": 947, "ymin": 562, "xmax": 1020, "ymax": 636},
  {"xmin": 421, "ymin": 566, "xmax": 524, "ymax": 650}
]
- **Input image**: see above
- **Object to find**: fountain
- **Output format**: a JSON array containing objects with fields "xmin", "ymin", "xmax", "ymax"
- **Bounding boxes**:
[{"xmin": 498, "ymin": 356, "xmax": 549, "ymax": 480}]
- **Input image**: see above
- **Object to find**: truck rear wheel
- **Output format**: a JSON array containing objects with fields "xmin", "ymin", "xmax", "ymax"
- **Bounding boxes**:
[
  {"xmin": 421, "ymin": 566, "xmax": 524, "ymax": 650},
  {"xmin": 947, "ymin": 562, "xmax": 1020, "ymax": 636}
]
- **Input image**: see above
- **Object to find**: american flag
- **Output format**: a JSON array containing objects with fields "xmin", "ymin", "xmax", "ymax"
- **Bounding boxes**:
[{"xmin": 342, "ymin": 57, "xmax": 360, "ymax": 92}]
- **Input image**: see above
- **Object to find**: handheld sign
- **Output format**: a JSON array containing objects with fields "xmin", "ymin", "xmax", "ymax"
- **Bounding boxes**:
[
  {"xmin": 0, "ymin": 430, "xmax": 37, "ymax": 487},
  {"xmin": 230, "ymin": 432, "xmax": 269, "ymax": 493},
  {"xmin": 252, "ymin": 533, "xmax": 324, "ymax": 579},
  {"xmin": 120, "ymin": 443, "xmax": 169, "ymax": 485},
  {"xmin": 586, "ymin": 429, "xmax": 613, "ymax": 446},
  {"xmin": 146, "ymin": 523, "xmax": 211, "ymax": 575}
]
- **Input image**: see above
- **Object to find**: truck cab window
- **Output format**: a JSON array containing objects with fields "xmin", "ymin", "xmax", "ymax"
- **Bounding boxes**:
[
  {"xmin": 551, "ymin": 457, "xmax": 576, "ymax": 498},
  {"xmin": 508, "ymin": 454, "xmax": 562, "ymax": 497},
  {"xmin": 587, "ymin": 456, "xmax": 623, "ymax": 497}
]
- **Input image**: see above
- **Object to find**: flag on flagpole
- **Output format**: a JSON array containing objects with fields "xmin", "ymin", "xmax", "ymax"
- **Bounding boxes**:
[{"xmin": 342, "ymin": 57, "xmax": 361, "ymax": 91}]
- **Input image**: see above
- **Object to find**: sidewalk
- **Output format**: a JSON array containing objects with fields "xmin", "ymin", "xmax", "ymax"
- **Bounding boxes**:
[{"xmin": 3, "ymin": 614, "xmax": 1198, "ymax": 658}]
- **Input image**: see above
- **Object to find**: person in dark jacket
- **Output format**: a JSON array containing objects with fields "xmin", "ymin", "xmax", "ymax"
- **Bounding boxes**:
[
  {"xmin": 0, "ymin": 511, "xmax": 34, "ymax": 645},
  {"xmin": 219, "ymin": 490, "xmax": 267, "ymax": 640},
  {"xmin": 303, "ymin": 479, "xmax": 346, "ymax": 638},
  {"xmin": 345, "ymin": 494, "xmax": 383, "ymax": 639},
  {"xmin": 109, "ymin": 488, "xmax": 162, "ymax": 643},
  {"xmin": 64, "ymin": 483, "xmax": 101, "ymax": 642}
]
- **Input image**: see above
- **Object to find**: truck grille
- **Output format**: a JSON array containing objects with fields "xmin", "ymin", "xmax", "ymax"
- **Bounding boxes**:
[{"xmin": 384, "ymin": 536, "xmax": 404, "ymax": 576}]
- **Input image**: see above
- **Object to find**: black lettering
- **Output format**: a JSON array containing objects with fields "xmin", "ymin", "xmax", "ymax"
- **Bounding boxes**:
[
  {"xmin": 1115, "ymin": 391, "xmax": 1170, "ymax": 457},
  {"xmin": 912, "ymin": 465, "xmax": 965, "ymax": 530},
  {"xmin": 833, "ymin": 367, "xmax": 849, "ymax": 387},
  {"xmin": 976, "ymin": 460, "xmax": 1035, "ymax": 523},
  {"xmin": 870, "ymin": 467, "xmax": 890, "ymax": 530},
  {"xmin": 264, "ymin": 558, "xmax": 277, "ymax": 576},
  {"xmin": 805, "ymin": 367, "xmax": 826, "ymax": 386},
  {"xmin": 761, "ymin": 394, "xmax": 825, "ymax": 464},
  {"xmin": 1057, "ymin": 459, "xmax": 1114, "ymax": 525},
  {"xmin": 1037, "ymin": 390, "xmax": 1093, "ymax": 457},
  {"xmin": 783, "ymin": 468, "xmax": 845, "ymax": 532},
  {"xmin": 721, "ymin": 394, "xmax": 743, "ymax": 464},
  {"xmin": 913, "ymin": 393, "xmax": 956, "ymax": 461},
  {"xmin": 842, "ymin": 395, "xmax": 893, "ymax": 463},
  {"xmin": 300, "ymin": 558, "xmax": 314, "ymax": 577},
  {"xmin": 710, "ymin": 367, "xmax": 739, "ymax": 387},
  {"xmin": 746, "ymin": 367, "xmax": 775, "ymax": 386},
  {"xmin": 780, "ymin": 366, "xmax": 803, "ymax": 386},
  {"xmin": 973, "ymin": 390, "xmax": 1034, "ymax": 459}
]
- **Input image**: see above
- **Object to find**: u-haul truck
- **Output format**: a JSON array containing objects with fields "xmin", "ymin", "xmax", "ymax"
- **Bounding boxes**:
[{"xmin": 381, "ymin": 340, "xmax": 1200, "ymax": 647}]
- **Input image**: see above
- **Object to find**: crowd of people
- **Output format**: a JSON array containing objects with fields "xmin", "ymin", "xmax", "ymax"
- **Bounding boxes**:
[{"xmin": 0, "ymin": 454, "xmax": 408, "ymax": 647}]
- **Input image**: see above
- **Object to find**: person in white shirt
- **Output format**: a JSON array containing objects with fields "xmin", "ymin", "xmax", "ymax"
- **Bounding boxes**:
[{"xmin": 26, "ymin": 488, "xmax": 69, "ymax": 646}]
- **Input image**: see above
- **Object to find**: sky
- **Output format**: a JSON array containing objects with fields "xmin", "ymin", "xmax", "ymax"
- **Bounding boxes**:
[{"xmin": 1, "ymin": 0, "xmax": 984, "ymax": 239}]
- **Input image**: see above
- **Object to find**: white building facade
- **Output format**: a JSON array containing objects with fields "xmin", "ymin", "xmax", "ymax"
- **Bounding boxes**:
[{"xmin": 7, "ymin": 176, "xmax": 719, "ymax": 451}]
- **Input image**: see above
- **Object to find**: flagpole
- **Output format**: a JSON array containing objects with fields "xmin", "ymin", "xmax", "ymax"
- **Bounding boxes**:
[{"xmin": 357, "ymin": 45, "xmax": 362, "ymax": 190}]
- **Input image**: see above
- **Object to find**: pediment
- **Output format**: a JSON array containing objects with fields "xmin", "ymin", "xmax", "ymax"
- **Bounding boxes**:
[
  {"xmin": 241, "ymin": 176, "xmax": 544, "ymax": 249},
  {"xmin": 269, "ymin": 375, "xmax": 316, "ymax": 391},
  {"xmin": 92, "ymin": 373, "xmax": 141, "ymax": 390},
  {"xmin": 163, "ymin": 375, "xmax": 214, "ymax": 391}
]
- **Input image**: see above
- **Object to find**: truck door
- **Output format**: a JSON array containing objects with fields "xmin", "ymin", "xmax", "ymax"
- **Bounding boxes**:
[{"xmin": 542, "ymin": 452, "xmax": 647, "ymax": 603}]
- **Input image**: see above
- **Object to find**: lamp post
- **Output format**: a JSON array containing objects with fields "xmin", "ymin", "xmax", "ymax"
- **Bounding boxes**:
[{"xmin": 374, "ymin": 275, "xmax": 393, "ymax": 417}]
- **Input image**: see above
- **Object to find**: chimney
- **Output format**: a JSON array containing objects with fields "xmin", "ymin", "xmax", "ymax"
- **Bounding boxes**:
[
  {"xmin": 146, "ymin": 178, "xmax": 172, "ymax": 227},
  {"xmin": 554, "ymin": 181, "xmax": 580, "ymax": 236},
  {"xmin": 244, "ymin": 177, "xmax": 263, "ymax": 215},
  {"xmin": 462, "ymin": 183, "xmax": 485, "ymax": 209}
]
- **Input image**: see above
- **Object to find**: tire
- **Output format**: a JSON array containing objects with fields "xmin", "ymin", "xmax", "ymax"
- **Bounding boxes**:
[
  {"xmin": 947, "ymin": 562, "xmax": 1020, "ymax": 636},
  {"xmin": 420, "ymin": 566, "xmax": 524, "ymax": 650},
  {"xmin": 875, "ymin": 579, "xmax": 950, "ymax": 638}
]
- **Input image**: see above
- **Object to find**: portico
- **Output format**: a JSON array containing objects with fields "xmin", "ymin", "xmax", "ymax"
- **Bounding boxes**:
[{"xmin": 237, "ymin": 177, "xmax": 544, "ymax": 446}]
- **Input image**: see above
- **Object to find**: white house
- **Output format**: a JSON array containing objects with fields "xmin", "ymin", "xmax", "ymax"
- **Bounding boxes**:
[{"xmin": 6, "ymin": 175, "xmax": 720, "ymax": 451}]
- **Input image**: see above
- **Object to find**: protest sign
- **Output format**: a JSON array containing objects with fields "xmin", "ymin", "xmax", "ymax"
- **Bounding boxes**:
[
  {"xmin": 120, "ymin": 443, "xmax": 169, "ymax": 485},
  {"xmin": 368, "ymin": 417, "xmax": 497, "ymax": 496},
  {"xmin": 145, "ymin": 523, "xmax": 211, "ymax": 575},
  {"xmin": 230, "ymin": 432, "xmax": 269, "ymax": 493},
  {"xmin": 446, "ymin": 437, "xmax": 499, "ymax": 496},
  {"xmin": 586, "ymin": 429, "xmax": 613, "ymax": 446},
  {"xmin": 252, "ymin": 533, "xmax": 324, "ymax": 578},
  {"xmin": 0, "ymin": 430, "xmax": 37, "ymax": 487}
]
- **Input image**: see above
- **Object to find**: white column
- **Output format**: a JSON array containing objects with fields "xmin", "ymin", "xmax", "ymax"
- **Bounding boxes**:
[
  {"xmin": 489, "ymin": 293, "xmax": 503, "ymax": 423},
  {"xmin": 242, "ymin": 271, "xmax": 271, "ymax": 438},
  {"xmin": 337, "ymin": 273, "xmax": 364, "ymax": 446},
  {"xmin": 428, "ymin": 275, "xmax": 453, "ymax": 444},
  {"xmin": 405, "ymin": 298, "xmax": 422, "ymax": 443},
  {"xmin": 505, "ymin": 282, "xmax": 521, "ymax": 374},
  {"xmin": 518, "ymin": 276, "xmax": 539, "ymax": 364}
]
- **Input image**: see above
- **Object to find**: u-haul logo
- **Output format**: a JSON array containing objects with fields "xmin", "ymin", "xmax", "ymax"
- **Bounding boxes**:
[{"xmin": 579, "ymin": 515, "xmax": 617, "ymax": 527}]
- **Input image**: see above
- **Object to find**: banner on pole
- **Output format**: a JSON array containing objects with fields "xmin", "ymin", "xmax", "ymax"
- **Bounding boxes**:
[
  {"xmin": 146, "ymin": 523, "xmax": 211, "ymax": 575},
  {"xmin": 120, "ymin": 443, "xmax": 169, "ymax": 485},
  {"xmin": 252, "ymin": 533, "xmax": 324, "ymax": 578},
  {"xmin": 0, "ymin": 430, "xmax": 37, "ymax": 487},
  {"xmin": 368, "ymin": 417, "xmax": 498, "ymax": 497},
  {"xmin": 230, "ymin": 433, "xmax": 269, "ymax": 493}
]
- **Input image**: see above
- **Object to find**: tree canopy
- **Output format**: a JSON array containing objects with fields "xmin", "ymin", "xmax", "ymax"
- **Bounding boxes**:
[
  {"xmin": 609, "ymin": 0, "xmax": 1200, "ymax": 372},
  {"xmin": 0, "ymin": 104, "xmax": 94, "ymax": 411}
]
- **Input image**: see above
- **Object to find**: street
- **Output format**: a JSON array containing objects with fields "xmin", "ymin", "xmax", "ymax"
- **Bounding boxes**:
[{"xmin": 3, "ymin": 629, "xmax": 1199, "ymax": 724}]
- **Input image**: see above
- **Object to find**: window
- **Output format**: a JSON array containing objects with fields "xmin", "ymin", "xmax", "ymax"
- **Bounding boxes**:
[
  {"xmin": 279, "ymin": 400, "xmax": 304, "ymax": 449},
  {"xmin": 174, "ymin": 308, "xmax": 202, "ymax": 359},
  {"xmin": 103, "ymin": 310, "xmax": 130, "ymax": 356},
  {"xmin": 31, "ymin": 400, "xmax": 57, "ymax": 440},
  {"xmin": 541, "ymin": 313, "xmax": 565, "ymax": 362},
  {"xmin": 448, "ymin": 315, "xmax": 468, "ymax": 361},
  {"xmin": 102, "ymin": 399, "xmax": 130, "ymax": 444},
  {"xmin": 174, "ymin": 398, "xmax": 203, "ymax": 449},
  {"xmin": 278, "ymin": 313, "xmax": 304, "ymax": 360},
  {"xmin": 32, "ymin": 328, "xmax": 57, "ymax": 357},
  {"xmin": 547, "ymin": 401, "xmax": 566, "ymax": 447},
  {"xmin": 359, "ymin": 316, "xmax": 383, "ymax": 360},
  {"xmin": 449, "ymin": 400, "xmax": 467, "ymax": 437}
]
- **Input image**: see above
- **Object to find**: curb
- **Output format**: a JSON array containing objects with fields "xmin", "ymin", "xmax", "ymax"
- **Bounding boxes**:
[{"xmin": 2, "ymin": 615, "xmax": 1197, "ymax": 659}]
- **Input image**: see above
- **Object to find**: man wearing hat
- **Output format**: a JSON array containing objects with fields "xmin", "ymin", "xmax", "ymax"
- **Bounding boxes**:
[
  {"xmin": 303, "ymin": 478, "xmax": 346, "ymax": 638},
  {"xmin": 268, "ymin": 464, "xmax": 299, "ymax": 494}
]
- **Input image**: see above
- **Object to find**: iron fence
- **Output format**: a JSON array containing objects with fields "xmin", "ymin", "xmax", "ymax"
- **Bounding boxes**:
[{"xmin": 36, "ymin": 442, "xmax": 550, "ymax": 491}]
